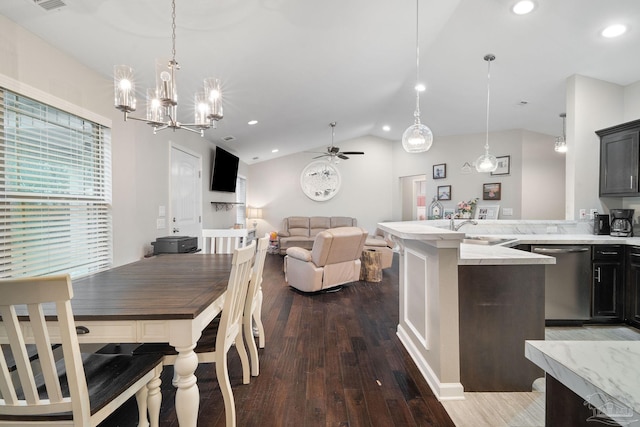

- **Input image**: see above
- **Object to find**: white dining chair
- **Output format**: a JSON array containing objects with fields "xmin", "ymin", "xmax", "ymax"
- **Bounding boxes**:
[
  {"xmin": 244, "ymin": 235, "xmax": 269, "ymax": 376},
  {"xmin": 134, "ymin": 241, "xmax": 256, "ymax": 426},
  {"xmin": 202, "ymin": 229, "xmax": 249, "ymax": 254},
  {"xmin": 0, "ymin": 275, "xmax": 164, "ymax": 427}
]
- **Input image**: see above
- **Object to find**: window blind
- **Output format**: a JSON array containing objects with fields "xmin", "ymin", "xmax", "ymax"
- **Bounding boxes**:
[
  {"xmin": 235, "ymin": 176, "xmax": 246, "ymax": 226},
  {"xmin": 0, "ymin": 88, "xmax": 113, "ymax": 279}
]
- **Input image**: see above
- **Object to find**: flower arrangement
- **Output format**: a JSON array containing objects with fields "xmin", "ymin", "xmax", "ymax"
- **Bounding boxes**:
[{"xmin": 456, "ymin": 198, "xmax": 478, "ymax": 217}]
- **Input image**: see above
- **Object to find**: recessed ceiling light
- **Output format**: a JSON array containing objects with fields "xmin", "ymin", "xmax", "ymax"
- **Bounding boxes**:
[
  {"xmin": 271, "ymin": 149, "xmax": 279, "ymax": 153},
  {"xmin": 601, "ymin": 24, "xmax": 627, "ymax": 38},
  {"xmin": 512, "ymin": 0, "xmax": 535, "ymax": 15},
  {"xmin": 248, "ymin": 120, "xmax": 258, "ymax": 125},
  {"xmin": 382, "ymin": 125, "xmax": 391, "ymax": 132}
]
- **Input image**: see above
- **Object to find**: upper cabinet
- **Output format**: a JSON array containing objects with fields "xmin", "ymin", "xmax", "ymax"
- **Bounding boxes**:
[{"xmin": 598, "ymin": 119, "xmax": 640, "ymax": 197}]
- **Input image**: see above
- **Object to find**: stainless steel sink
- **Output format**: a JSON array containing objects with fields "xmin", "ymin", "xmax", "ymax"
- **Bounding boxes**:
[{"xmin": 462, "ymin": 236, "xmax": 516, "ymax": 246}]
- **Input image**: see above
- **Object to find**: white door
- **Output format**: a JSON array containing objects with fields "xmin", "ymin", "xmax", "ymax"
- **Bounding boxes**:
[{"xmin": 170, "ymin": 145, "xmax": 202, "ymax": 238}]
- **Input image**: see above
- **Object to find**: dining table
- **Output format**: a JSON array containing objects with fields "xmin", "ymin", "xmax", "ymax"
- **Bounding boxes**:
[{"xmin": 2, "ymin": 253, "xmax": 232, "ymax": 427}]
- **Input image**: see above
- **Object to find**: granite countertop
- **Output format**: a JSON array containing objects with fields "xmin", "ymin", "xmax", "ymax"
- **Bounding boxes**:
[
  {"xmin": 525, "ymin": 340, "xmax": 640, "ymax": 426},
  {"xmin": 458, "ymin": 242, "xmax": 554, "ymax": 265},
  {"xmin": 470, "ymin": 233, "xmax": 640, "ymax": 245},
  {"xmin": 378, "ymin": 220, "xmax": 640, "ymax": 266}
]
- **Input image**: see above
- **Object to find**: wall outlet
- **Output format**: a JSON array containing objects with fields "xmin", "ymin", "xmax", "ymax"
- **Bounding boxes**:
[
  {"xmin": 590, "ymin": 208, "xmax": 598, "ymax": 219},
  {"xmin": 579, "ymin": 209, "xmax": 586, "ymax": 219},
  {"xmin": 502, "ymin": 208, "xmax": 513, "ymax": 216},
  {"xmin": 546, "ymin": 226, "xmax": 558, "ymax": 233},
  {"xmin": 158, "ymin": 205, "xmax": 166, "ymax": 217},
  {"xmin": 156, "ymin": 218, "xmax": 166, "ymax": 229}
]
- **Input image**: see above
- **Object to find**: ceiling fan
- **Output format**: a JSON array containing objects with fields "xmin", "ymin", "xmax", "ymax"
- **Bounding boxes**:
[{"xmin": 311, "ymin": 122, "xmax": 364, "ymax": 161}]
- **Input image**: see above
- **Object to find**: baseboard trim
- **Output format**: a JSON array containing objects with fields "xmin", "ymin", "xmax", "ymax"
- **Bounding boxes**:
[{"xmin": 397, "ymin": 325, "xmax": 464, "ymax": 401}]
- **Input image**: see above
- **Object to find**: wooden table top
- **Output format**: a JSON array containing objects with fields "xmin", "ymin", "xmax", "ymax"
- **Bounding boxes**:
[{"xmin": 60, "ymin": 253, "xmax": 232, "ymax": 321}]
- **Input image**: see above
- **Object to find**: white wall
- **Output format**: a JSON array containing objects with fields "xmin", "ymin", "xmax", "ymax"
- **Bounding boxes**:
[
  {"xmin": 0, "ymin": 15, "xmax": 248, "ymax": 267},
  {"xmin": 247, "ymin": 136, "xmax": 394, "ymax": 237},
  {"xmin": 390, "ymin": 129, "xmax": 550, "ymax": 221},
  {"xmin": 521, "ymin": 130, "xmax": 565, "ymax": 219},
  {"xmin": 566, "ymin": 75, "xmax": 640, "ymax": 221},
  {"xmin": 14, "ymin": 16, "xmax": 634, "ymax": 270}
]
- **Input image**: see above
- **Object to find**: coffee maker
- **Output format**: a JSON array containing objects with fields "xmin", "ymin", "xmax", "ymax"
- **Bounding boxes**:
[{"xmin": 610, "ymin": 209, "xmax": 634, "ymax": 237}]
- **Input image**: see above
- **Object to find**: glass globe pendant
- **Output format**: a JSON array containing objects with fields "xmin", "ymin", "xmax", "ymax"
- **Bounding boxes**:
[
  {"xmin": 402, "ymin": 98, "xmax": 433, "ymax": 153},
  {"xmin": 475, "ymin": 54, "xmax": 498, "ymax": 173},
  {"xmin": 402, "ymin": 0, "xmax": 433, "ymax": 153}
]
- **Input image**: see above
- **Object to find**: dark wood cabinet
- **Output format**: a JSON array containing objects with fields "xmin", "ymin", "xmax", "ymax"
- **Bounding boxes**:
[
  {"xmin": 626, "ymin": 246, "xmax": 640, "ymax": 329},
  {"xmin": 592, "ymin": 245, "xmax": 624, "ymax": 322},
  {"xmin": 458, "ymin": 264, "xmax": 545, "ymax": 392},
  {"xmin": 597, "ymin": 119, "xmax": 640, "ymax": 197}
]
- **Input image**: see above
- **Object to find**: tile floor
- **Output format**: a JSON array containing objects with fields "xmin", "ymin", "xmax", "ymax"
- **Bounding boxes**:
[{"xmin": 442, "ymin": 325, "xmax": 640, "ymax": 427}]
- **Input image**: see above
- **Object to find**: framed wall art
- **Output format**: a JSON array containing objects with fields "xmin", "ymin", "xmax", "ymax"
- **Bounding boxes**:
[
  {"xmin": 482, "ymin": 182, "xmax": 501, "ymax": 200},
  {"xmin": 443, "ymin": 208, "xmax": 455, "ymax": 219},
  {"xmin": 491, "ymin": 155, "xmax": 510, "ymax": 176},
  {"xmin": 475, "ymin": 205, "xmax": 500, "ymax": 220},
  {"xmin": 437, "ymin": 185, "xmax": 451, "ymax": 201},
  {"xmin": 433, "ymin": 163, "xmax": 446, "ymax": 179}
]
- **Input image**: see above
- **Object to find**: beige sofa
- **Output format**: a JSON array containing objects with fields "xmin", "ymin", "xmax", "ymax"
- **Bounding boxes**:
[
  {"xmin": 277, "ymin": 216, "xmax": 394, "ymax": 269},
  {"xmin": 277, "ymin": 216, "xmax": 357, "ymax": 255},
  {"xmin": 284, "ymin": 227, "xmax": 368, "ymax": 292}
]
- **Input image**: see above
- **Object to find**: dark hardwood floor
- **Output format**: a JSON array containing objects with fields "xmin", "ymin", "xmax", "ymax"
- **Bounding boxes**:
[{"xmin": 100, "ymin": 253, "xmax": 455, "ymax": 426}]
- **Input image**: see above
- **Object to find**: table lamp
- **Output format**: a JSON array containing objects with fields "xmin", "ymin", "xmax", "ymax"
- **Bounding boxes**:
[{"xmin": 247, "ymin": 207, "xmax": 263, "ymax": 229}]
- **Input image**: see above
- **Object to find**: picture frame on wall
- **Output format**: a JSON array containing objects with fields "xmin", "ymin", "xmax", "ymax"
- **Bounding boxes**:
[
  {"xmin": 437, "ymin": 185, "xmax": 451, "ymax": 201},
  {"xmin": 433, "ymin": 163, "xmax": 446, "ymax": 179},
  {"xmin": 475, "ymin": 205, "xmax": 500, "ymax": 220},
  {"xmin": 483, "ymin": 182, "xmax": 501, "ymax": 200},
  {"xmin": 491, "ymin": 155, "xmax": 510, "ymax": 176}
]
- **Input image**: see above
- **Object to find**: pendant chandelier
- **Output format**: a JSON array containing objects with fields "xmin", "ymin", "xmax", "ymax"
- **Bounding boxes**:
[
  {"xmin": 554, "ymin": 113, "xmax": 567, "ymax": 153},
  {"xmin": 475, "ymin": 54, "xmax": 499, "ymax": 173},
  {"xmin": 113, "ymin": 0, "xmax": 223, "ymax": 137},
  {"xmin": 401, "ymin": 0, "xmax": 433, "ymax": 153}
]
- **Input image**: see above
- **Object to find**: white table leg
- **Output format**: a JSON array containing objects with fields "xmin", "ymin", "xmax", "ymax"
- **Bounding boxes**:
[{"xmin": 174, "ymin": 345, "xmax": 200, "ymax": 426}]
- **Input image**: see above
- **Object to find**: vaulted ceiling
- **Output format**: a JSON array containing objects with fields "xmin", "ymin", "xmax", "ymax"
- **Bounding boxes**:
[{"xmin": 2, "ymin": 0, "xmax": 639, "ymax": 164}]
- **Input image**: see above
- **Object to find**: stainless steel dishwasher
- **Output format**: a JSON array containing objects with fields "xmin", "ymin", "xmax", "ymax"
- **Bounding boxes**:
[{"xmin": 531, "ymin": 245, "xmax": 592, "ymax": 322}]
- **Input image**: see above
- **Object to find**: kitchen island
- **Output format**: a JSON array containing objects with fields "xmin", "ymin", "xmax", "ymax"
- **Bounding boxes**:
[
  {"xmin": 526, "ymin": 340, "xmax": 640, "ymax": 426},
  {"xmin": 377, "ymin": 221, "xmax": 554, "ymax": 401}
]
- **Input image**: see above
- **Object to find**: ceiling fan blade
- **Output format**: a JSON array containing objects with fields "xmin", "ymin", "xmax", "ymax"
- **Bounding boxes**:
[
  {"xmin": 338, "ymin": 154, "xmax": 349, "ymax": 160},
  {"xmin": 313, "ymin": 154, "xmax": 329, "ymax": 159},
  {"xmin": 340, "ymin": 151, "xmax": 364, "ymax": 155}
]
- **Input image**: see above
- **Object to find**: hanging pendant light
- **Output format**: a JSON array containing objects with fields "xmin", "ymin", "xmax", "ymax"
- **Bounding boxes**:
[
  {"xmin": 555, "ymin": 113, "xmax": 567, "ymax": 153},
  {"xmin": 475, "ymin": 54, "xmax": 499, "ymax": 173},
  {"xmin": 402, "ymin": 0, "xmax": 433, "ymax": 153}
]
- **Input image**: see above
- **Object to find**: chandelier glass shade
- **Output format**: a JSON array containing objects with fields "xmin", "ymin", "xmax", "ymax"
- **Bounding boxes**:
[
  {"xmin": 554, "ymin": 113, "xmax": 567, "ymax": 153},
  {"xmin": 113, "ymin": 0, "xmax": 223, "ymax": 136},
  {"xmin": 475, "ymin": 54, "xmax": 499, "ymax": 173},
  {"xmin": 401, "ymin": 0, "xmax": 433, "ymax": 153}
]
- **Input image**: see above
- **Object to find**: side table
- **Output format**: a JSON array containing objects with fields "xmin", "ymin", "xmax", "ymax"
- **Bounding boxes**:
[{"xmin": 360, "ymin": 249, "xmax": 382, "ymax": 282}]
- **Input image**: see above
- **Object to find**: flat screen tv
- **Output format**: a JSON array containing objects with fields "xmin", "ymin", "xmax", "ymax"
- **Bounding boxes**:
[{"xmin": 210, "ymin": 146, "xmax": 239, "ymax": 192}]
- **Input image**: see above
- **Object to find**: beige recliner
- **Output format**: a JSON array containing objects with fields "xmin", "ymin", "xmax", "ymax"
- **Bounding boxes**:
[{"xmin": 284, "ymin": 226, "xmax": 368, "ymax": 293}]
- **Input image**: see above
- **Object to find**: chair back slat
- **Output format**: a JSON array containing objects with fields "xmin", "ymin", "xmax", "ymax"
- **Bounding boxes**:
[
  {"xmin": 217, "ymin": 241, "xmax": 256, "ymax": 353},
  {"xmin": 246, "ymin": 237, "xmax": 269, "ymax": 315},
  {"xmin": 27, "ymin": 303, "xmax": 64, "ymax": 403},
  {"xmin": 0, "ymin": 304, "xmax": 41, "ymax": 405},
  {"xmin": 202, "ymin": 229, "xmax": 249, "ymax": 254}
]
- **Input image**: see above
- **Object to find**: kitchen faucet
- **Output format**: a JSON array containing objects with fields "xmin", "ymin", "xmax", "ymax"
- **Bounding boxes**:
[{"xmin": 450, "ymin": 218, "xmax": 478, "ymax": 231}]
